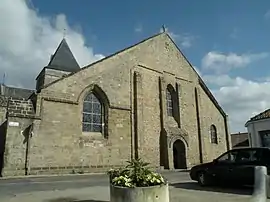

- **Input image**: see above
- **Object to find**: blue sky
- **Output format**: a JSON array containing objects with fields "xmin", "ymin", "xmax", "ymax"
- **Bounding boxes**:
[
  {"xmin": 32, "ymin": 0, "xmax": 270, "ymax": 73},
  {"xmin": 1, "ymin": 0, "xmax": 270, "ymax": 132}
]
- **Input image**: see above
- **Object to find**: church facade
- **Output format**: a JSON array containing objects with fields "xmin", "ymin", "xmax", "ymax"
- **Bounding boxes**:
[{"xmin": 0, "ymin": 32, "xmax": 231, "ymax": 176}]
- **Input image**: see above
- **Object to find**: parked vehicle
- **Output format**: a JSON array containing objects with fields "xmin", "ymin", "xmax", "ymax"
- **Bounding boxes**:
[{"xmin": 189, "ymin": 147, "xmax": 270, "ymax": 186}]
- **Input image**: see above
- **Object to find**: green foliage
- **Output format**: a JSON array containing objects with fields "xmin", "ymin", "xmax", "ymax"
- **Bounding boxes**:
[{"xmin": 107, "ymin": 158, "xmax": 166, "ymax": 188}]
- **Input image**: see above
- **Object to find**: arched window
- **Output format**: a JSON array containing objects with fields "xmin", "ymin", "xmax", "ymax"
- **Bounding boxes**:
[
  {"xmin": 210, "ymin": 124, "xmax": 218, "ymax": 144},
  {"xmin": 166, "ymin": 87, "xmax": 173, "ymax": 117},
  {"xmin": 82, "ymin": 92, "xmax": 103, "ymax": 133},
  {"xmin": 166, "ymin": 84, "xmax": 177, "ymax": 117}
]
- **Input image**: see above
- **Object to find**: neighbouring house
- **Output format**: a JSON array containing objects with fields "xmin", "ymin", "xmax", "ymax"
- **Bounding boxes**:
[
  {"xmin": 0, "ymin": 31, "xmax": 231, "ymax": 177},
  {"xmin": 245, "ymin": 109, "xmax": 270, "ymax": 148},
  {"xmin": 231, "ymin": 132, "xmax": 249, "ymax": 148}
]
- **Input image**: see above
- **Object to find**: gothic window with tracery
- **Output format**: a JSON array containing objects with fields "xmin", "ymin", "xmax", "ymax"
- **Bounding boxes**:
[{"xmin": 82, "ymin": 92, "xmax": 103, "ymax": 133}]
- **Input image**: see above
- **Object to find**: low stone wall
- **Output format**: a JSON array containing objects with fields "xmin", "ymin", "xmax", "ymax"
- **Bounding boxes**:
[
  {"xmin": 2, "ymin": 165, "xmax": 166, "ymax": 178},
  {"xmin": 3, "ymin": 165, "xmax": 123, "ymax": 177},
  {"xmin": 251, "ymin": 166, "xmax": 268, "ymax": 202}
]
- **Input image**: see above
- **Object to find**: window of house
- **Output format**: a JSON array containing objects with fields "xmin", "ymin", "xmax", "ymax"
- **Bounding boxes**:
[
  {"xmin": 210, "ymin": 124, "xmax": 218, "ymax": 144},
  {"xmin": 82, "ymin": 92, "xmax": 103, "ymax": 133},
  {"xmin": 166, "ymin": 87, "xmax": 173, "ymax": 117},
  {"xmin": 259, "ymin": 130, "xmax": 270, "ymax": 147}
]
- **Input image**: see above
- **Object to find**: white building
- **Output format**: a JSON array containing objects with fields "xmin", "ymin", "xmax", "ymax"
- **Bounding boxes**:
[{"xmin": 245, "ymin": 109, "xmax": 270, "ymax": 148}]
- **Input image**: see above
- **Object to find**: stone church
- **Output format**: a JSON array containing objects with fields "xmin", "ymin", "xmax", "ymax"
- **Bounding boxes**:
[{"xmin": 0, "ymin": 31, "xmax": 231, "ymax": 177}]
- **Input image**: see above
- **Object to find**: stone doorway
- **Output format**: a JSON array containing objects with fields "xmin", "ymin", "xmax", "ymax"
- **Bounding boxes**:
[{"xmin": 173, "ymin": 139, "xmax": 187, "ymax": 169}]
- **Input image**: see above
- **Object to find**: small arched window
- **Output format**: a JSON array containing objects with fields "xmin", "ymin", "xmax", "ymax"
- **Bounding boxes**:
[
  {"xmin": 166, "ymin": 87, "xmax": 173, "ymax": 117},
  {"xmin": 82, "ymin": 92, "xmax": 103, "ymax": 133},
  {"xmin": 210, "ymin": 124, "xmax": 218, "ymax": 144}
]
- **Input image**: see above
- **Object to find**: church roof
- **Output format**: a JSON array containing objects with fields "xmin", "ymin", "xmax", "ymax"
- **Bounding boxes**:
[
  {"xmin": 0, "ymin": 85, "xmax": 34, "ymax": 99},
  {"xmin": 47, "ymin": 38, "xmax": 80, "ymax": 72},
  {"xmin": 245, "ymin": 109, "xmax": 270, "ymax": 126}
]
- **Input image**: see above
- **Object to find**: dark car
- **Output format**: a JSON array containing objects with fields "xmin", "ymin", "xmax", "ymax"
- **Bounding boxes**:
[{"xmin": 189, "ymin": 147, "xmax": 270, "ymax": 186}]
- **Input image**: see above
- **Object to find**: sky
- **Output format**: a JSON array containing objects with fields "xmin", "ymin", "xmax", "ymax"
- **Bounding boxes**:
[{"xmin": 1, "ymin": 0, "xmax": 270, "ymax": 133}]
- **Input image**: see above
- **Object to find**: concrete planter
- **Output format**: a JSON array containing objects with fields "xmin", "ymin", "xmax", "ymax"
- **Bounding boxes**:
[{"xmin": 110, "ymin": 183, "xmax": 169, "ymax": 202}]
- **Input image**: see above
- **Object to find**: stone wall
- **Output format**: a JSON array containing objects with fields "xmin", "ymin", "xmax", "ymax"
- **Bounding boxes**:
[
  {"xmin": 197, "ymin": 84, "xmax": 228, "ymax": 162},
  {"xmin": 36, "ymin": 68, "xmax": 71, "ymax": 90},
  {"xmin": 2, "ymin": 97, "xmax": 35, "ymax": 176},
  {"xmin": 28, "ymin": 98, "xmax": 132, "ymax": 174},
  {"xmin": 231, "ymin": 132, "xmax": 249, "ymax": 148},
  {"xmin": 0, "ymin": 96, "xmax": 7, "ymax": 124},
  {"xmin": 2, "ymin": 33, "xmax": 229, "ymax": 176},
  {"xmin": 29, "ymin": 33, "xmax": 229, "ymax": 173},
  {"xmin": 8, "ymin": 98, "xmax": 35, "ymax": 118}
]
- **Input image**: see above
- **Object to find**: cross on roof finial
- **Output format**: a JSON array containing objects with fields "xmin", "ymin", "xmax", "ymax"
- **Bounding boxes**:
[
  {"xmin": 63, "ymin": 28, "xmax": 67, "ymax": 39},
  {"xmin": 162, "ymin": 25, "xmax": 167, "ymax": 33}
]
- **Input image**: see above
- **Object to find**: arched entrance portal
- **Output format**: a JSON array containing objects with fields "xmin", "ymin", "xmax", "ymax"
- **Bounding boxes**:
[{"xmin": 173, "ymin": 140, "xmax": 187, "ymax": 169}]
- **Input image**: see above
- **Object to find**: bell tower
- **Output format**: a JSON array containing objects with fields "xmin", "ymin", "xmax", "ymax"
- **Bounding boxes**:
[{"xmin": 35, "ymin": 38, "xmax": 80, "ymax": 90}]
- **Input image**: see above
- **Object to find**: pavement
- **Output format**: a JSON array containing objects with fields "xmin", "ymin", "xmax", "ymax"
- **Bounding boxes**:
[{"xmin": 0, "ymin": 171, "xmax": 264, "ymax": 202}]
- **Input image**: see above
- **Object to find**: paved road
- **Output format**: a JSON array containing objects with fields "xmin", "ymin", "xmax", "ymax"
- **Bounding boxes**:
[
  {"xmin": 0, "ymin": 174, "xmax": 109, "ymax": 197},
  {"xmin": 0, "ymin": 171, "xmax": 259, "ymax": 202}
]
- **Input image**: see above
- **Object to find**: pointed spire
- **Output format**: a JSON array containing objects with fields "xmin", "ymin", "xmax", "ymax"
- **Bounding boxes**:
[{"xmin": 48, "ymin": 38, "xmax": 80, "ymax": 72}]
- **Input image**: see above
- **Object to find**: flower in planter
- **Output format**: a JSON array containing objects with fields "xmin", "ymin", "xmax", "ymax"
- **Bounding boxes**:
[{"xmin": 107, "ymin": 158, "xmax": 166, "ymax": 188}]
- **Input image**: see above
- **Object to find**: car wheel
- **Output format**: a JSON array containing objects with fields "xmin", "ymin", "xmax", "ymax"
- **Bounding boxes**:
[{"xmin": 197, "ymin": 171, "xmax": 209, "ymax": 186}]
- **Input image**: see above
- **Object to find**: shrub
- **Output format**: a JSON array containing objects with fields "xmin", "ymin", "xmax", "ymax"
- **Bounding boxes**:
[{"xmin": 107, "ymin": 158, "xmax": 166, "ymax": 188}]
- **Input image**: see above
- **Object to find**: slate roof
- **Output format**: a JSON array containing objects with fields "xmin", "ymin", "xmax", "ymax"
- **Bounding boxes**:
[
  {"xmin": 47, "ymin": 38, "xmax": 80, "ymax": 72},
  {"xmin": 0, "ymin": 85, "xmax": 34, "ymax": 99},
  {"xmin": 245, "ymin": 109, "xmax": 270, "ymax": 126}
]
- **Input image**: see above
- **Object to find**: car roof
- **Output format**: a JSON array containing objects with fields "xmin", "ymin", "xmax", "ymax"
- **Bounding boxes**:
[{"xmin": 229, "ymin": 147, "xmax": 270, "ymax": 152}]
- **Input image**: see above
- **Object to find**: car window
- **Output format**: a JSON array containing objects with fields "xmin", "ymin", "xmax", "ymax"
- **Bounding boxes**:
[
  {"xmin": 235, "ymin": 150, "xmax": 251, "ymax": 163},
  {"xmin": 261, "ymin": 149, "xmax": 270, "ymax": 164},
  {"xmin": 235, "ymin": 149, "xmax": 261, "ymax": 163},
  {"xmin": 217, "ymin": 149, "xmax": 261, "ymax": 164},
  {"xmin": 250, "ymin": 150, "xmax": 261, "ymax": 162},
  {"xmin": 217, "ymin": 151, "xmax": 237, "ymax": 163}
]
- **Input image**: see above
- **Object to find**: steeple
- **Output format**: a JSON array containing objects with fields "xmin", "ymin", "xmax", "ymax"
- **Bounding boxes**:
[
  {"xmin": 35, "ymin": 38, "xmax": 80, "ymax": 91},
  {"xmin": 47, "ymin": 38, "xmax": 80, "ymax": 72}
]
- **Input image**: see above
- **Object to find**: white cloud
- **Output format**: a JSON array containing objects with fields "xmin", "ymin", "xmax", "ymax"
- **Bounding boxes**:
[
  {"xmin": 169, "ymin": 32, "xmax": 195, "ymax": 48},
  {"xmin": 203, "ymin": 74, "xmax": 237, "ymax": 86},
  {"xmin": 0, "ymin": 0, "xmax": 104, "ymax": 89},
  {"xmin": 134, "ymin": 24, "xmax": 143, "ymax": 33},
  {"xmin": 202, "ymin": 51, "xmax": 269, "ymax": 73},
  {"xmin": 209, "ymin": 76, "xmax": 270, "ymax": 133},
  {"xmin": 200, "ymin": 50, "xmax": 270, "ymax": 132},
  {"xmin": 159, "ymin": 27, "xmax": 195, "ymax": 48},
  {"xmin": 265, "ymin": 10, "xmax": 270, "ymax": 19}
]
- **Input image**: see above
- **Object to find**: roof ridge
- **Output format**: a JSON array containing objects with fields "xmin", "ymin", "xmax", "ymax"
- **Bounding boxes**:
[
  {"xmin": 40, "ymin": 32, "xmax": 165, "ymax": 90},
  {"xmin": 245, "ymin": 108, "xmax": 270, "ymax": 126},
  {"xmin": 251, "ymin": 108, "xmax": 270, "ymax": 119}
]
